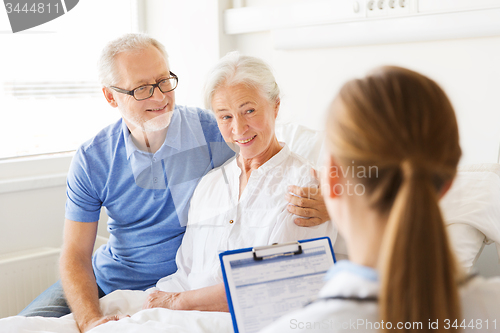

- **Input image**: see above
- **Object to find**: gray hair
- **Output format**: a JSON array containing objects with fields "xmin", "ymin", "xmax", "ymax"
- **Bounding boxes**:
[
  {"xmin": 98, "ymin": 33, "xmax": 169, "ymax": 87},
  {"xmin": 204, "ymin": 52, "xmax": 280, "ymax": 110}
]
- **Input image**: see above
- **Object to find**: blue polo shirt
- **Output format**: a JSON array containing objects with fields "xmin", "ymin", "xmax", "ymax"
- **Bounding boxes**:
[{"xmin": 65, "ymin": 105, "xmax": 234, "ymax": 293}]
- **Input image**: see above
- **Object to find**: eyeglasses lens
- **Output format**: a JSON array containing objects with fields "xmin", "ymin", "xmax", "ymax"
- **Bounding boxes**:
[
  {"xmin": 159, "ymin": 78, "xmax": 176, "ymax": 92},
  {"xmin": 133, "ymin": 78, "xmax": 177, "ymax": 100},
  {"xmin": 134, "ymin": 86, "xmax": 153, "ymax": 100}
]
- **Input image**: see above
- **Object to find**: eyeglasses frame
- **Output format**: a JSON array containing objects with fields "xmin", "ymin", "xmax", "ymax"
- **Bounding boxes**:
[{"xmin": 109, "ymin": 71, "xmax": 178, "ymax": 101}]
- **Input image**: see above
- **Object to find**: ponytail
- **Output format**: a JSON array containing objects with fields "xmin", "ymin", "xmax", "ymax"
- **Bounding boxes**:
[
  {"xmin": 379, "ymin": 160, "xmax": 461, "ymax": 332},
  {"xmin": 328, "ymin": 66, "xmax": 463, "ymax": 332}
]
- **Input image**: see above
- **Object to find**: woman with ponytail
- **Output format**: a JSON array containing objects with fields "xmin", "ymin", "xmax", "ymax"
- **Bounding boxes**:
[{"xmin": 261, "ymin": 66, "xmax": 500, "ymax": 333}]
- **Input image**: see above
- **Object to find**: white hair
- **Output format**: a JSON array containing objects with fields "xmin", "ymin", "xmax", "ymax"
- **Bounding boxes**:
[
  {"xmin": 98, "ymin": 33, "xmax": 169, "ymax": 87},
  {"xmin": 203, "ymin": 51, "xmax": 280, "ymax": 110}
]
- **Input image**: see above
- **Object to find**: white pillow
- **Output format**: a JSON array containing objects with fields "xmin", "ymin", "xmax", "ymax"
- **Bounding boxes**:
[
  {"xmin": 440, "ymin": 164, "xmax": 500, "ymax": 268},
  {"xmin": 275, "ymin": 122, "xmax": 325, "ymax": 168}
]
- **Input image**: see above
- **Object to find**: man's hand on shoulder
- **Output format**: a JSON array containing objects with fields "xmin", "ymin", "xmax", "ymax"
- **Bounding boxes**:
[
  {"xmin": 80, "ymin": 314, "xmax": 129, "ymax": 332},
  {"xmin": 286, "ymin": 168, "xmax": 330, "ymax": 227}
]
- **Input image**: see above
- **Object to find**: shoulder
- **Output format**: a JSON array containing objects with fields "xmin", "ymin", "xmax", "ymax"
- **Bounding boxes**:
[
  {"xmin": 461, "ymin": 275, "xmax": 500, "ymax": 319},
  {"xmin": 71, "ymin": 119, "xmax": 123, "ymax": 173},
  {"xmin": 262, "ymin": 267, "xmax": 379, "ymax": 332},
  {"xmin": 287, "ymin": 149, "xmax": 315, "ymax": 171},
  {"xmin": 175, "ymin": 105, "xmax": 222, "ymax": 141},
  {"xmin": 461, "ymin": 275, "xmax": 500, "ymax": 297},
  {"xmin": 176, "ymin": 105, "xmax": 217, "ymax": 126},
  {"xmin": 78, "ymin": 119, "xmax": 123, "ymax": 156},
  {"xmin": 275, "ymin": 122, "xmax": 325, "ymax": 167},
  {"xmin": 280, "ymin": 145, "xmax": 317, "ymax": 187}
]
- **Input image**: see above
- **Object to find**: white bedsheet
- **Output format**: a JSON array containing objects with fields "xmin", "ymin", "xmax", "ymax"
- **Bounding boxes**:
[{"xmin": 0, "ymin": 290, "xmax": 233, "ymax": 333}]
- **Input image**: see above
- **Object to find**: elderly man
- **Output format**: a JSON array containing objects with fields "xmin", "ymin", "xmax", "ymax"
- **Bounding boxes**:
[{"xmin": 18, "ymin": 33, "xmax": 329, "ymax": 332}]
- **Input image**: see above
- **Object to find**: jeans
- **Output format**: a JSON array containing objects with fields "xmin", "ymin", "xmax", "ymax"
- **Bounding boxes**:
[{"xmin": 18, "ymin": 280, "xmax": 106, "ymax": 317}]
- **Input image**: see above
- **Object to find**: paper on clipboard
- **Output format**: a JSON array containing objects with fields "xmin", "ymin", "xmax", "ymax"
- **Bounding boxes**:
[{"xmin": 220, "ymin": 237, "xmax": 335, "ymax": 333}]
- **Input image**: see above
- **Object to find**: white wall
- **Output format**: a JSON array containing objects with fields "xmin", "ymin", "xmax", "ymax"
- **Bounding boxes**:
[
  {"xmin": 0, "ymin": 156, "xmax": 69, "ymax": 255},
  {"xmin": 143, "ymin": 0, "xmax": 235, "ymax": 109},
  {"xmin": 0, "ymin": 186, "xmax": 66, "ymax": 254},
  {"xmin": 0, "ymin": 155, "xmax": 109, "ymax": 256}
]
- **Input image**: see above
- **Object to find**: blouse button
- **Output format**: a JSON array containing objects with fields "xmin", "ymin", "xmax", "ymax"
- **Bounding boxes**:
[{"xmin": 229, "ymin": 220, "xmax": 234, "ymax": 224}]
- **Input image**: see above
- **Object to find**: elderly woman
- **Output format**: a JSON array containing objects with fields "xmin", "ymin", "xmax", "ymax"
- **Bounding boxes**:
[
  {"xmin": 141, "ymin": 52, "xmax": 337, "ymax": 311},
  {"xmin": 260, "ymin": 67, "xmax": 500, "ymax": 333}
]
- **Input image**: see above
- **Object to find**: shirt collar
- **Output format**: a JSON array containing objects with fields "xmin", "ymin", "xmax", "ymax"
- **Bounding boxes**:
[
  {"xmin": 122, "ymin": 107, "xmax": 181, "ymax": 160},
  {"xmin": 162, "ymin": 107, "xmax": 181, "ymax": 151},
  {"xmin": 122, "ymin": 120, "xmax": 138, "ymax": 160},
  {"xmin": 250, "ymin": 142, "xmax": 290, "ymax": 176},
  {"xmin": 324, "ymin": 260, "xmax": 379, "ymax": 282},
  {"xmin": 229, "ymin": 142, "xmax": 290, "ymax": 178}
]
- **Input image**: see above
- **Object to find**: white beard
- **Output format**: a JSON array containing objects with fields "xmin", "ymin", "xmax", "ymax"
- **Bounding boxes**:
[
  {"xmin": 140, "ymin": 112, "xmax": 173, "ymax": 133},
  {"xmin": 120, "ymin": 107, "xmax": 173, "ymax": 133}
]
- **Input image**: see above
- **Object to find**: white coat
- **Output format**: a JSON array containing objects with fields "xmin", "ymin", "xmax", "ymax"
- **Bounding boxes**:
[{"xmin": 260, "ymin": 260, "xmax": 500, "ymax": 333}]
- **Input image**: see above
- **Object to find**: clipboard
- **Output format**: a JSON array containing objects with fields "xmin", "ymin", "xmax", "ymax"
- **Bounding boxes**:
[{"xmin": 219, "ymin": 237, "xmax": 335, "ymax": 333}]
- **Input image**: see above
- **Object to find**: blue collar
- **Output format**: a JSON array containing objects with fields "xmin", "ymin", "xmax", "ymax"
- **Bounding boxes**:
[
  {"xmin": 324, "ymin": 260, "xmax": 379, "ymax": 282},
  {"xmin": 123, "ymin": 107, "xmax": 182, "ymax": 160}
]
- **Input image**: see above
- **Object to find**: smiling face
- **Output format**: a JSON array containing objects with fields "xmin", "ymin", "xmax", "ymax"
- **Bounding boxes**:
[
  {"xmin": 212, "ymin": 83, "xmax": 280, "ymax": 163},
  {"xmin": 104, "ymin": 45, "xmax": 175, "ymax": 133}
]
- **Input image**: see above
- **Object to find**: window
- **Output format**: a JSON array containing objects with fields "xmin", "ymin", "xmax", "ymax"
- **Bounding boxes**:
[{"xmin": 0, "ymin": 0, "xmax": 139, "ymax": 159}]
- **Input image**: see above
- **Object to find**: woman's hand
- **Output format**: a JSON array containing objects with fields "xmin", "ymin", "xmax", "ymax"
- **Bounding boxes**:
[
  {"xmin": 143, "ymin": 284, "xmax": 228, "ymax": 312},
  {"xmin": 143, "ymin": 290, "xmax": 184, "ymax": 310}
]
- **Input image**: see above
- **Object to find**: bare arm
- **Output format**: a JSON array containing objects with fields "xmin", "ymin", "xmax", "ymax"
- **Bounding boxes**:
[
  {"xmin": 143, "ymin": 283, "xmax": 228, "ymax": 312},
  {"xmin": 60, "ymin": 219, "xmax": 125, "ymax": 332}
]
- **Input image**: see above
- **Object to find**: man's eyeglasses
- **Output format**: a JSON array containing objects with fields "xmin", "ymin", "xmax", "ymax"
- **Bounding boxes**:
[{"xmin": 110, "ymin": 71, "xmax": 178, "ymax": 101}]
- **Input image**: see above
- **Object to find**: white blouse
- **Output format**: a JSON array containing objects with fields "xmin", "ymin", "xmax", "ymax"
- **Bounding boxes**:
[{"xmin": 157, "ymin": 143, "xmax": 337, "ymax": 292}]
